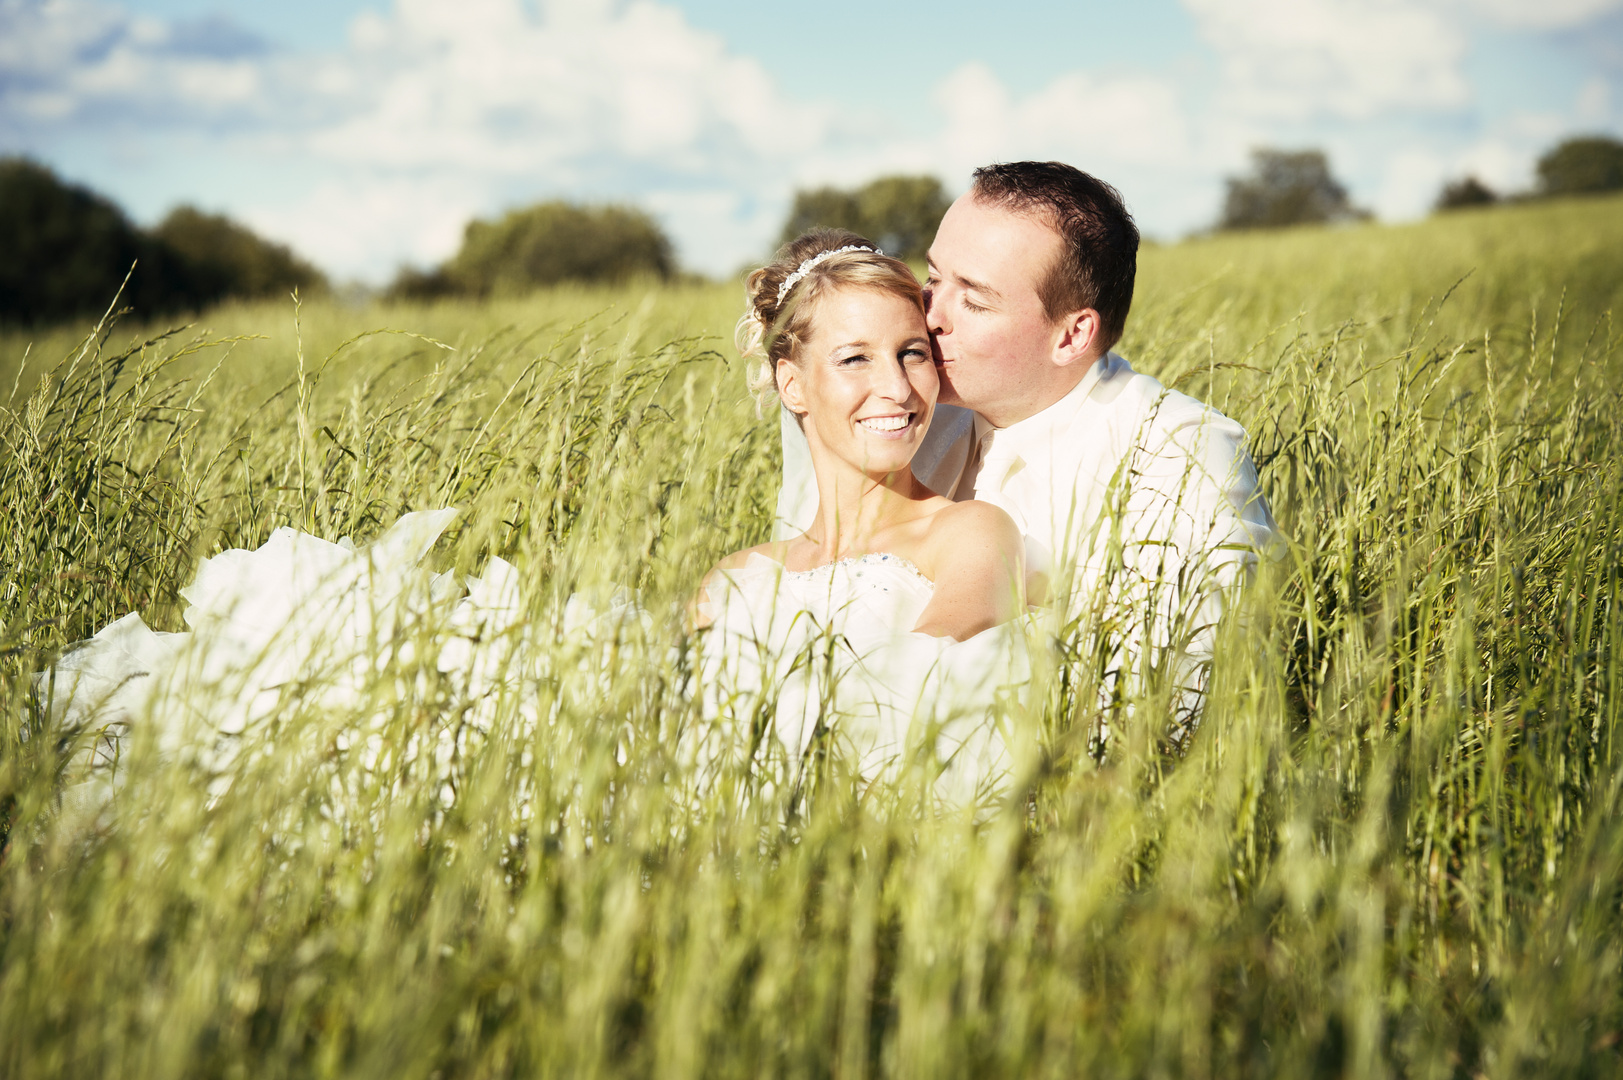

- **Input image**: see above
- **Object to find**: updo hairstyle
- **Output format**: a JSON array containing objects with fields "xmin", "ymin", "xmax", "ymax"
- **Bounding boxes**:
[{"xmin": 736, "ymin": 227, "xmax": 925, "ymax": 417}]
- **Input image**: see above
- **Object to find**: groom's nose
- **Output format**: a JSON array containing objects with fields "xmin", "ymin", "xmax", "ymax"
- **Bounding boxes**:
[{"xmin": 925, "ymin": 288, "xmax": 949, "ymax": 335}]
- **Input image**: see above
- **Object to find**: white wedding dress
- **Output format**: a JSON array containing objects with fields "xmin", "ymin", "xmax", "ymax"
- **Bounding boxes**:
[
  {"xmin": 39, "ymin": 510, "xmax": 1026, "ymax": 817},
  {"xmin": 695, "ymin": 551, "xmax": 1025, "ymax": 805}
]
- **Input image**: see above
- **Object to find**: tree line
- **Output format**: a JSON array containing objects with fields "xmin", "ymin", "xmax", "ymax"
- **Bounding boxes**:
[
  {"xmin": 1217, "ymin": 135, "xmax": 1623, "ymax": 230},
  {"xmin": 8, "ymin": 132, "xmax": 1619, "ymax": 326},
  {"xmin": 1, "ymin": 158, "xmax": 329, "ymax": 326},
  {"xmin": 772, "ymin": 134, "xmax": 1623, "ymax": 250},
  {"xmin": 389, "ymin": 173, "xmax": 951, "ymax": 301},
  {"xmin": 1433, "ymin": 135, "xmax": 1623, "ymax": 211},
  {"xmin": 0, "ymin": 159, "xmax": 946, "ymax": 324},
  {"xmin": 0, "ymin": 159, "xmax": 687, "ymax": 324}
]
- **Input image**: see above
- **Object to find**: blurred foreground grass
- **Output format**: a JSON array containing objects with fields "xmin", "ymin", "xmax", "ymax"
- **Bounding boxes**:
[{"xmin": 3, "ymin": 194, "xmax": 1623, "ymax": 1077}]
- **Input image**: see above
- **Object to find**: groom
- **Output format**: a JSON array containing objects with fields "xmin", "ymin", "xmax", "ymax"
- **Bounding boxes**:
[{"xmin": 775, "ymin": 161, "xmax": 1278, "ymax": 737}]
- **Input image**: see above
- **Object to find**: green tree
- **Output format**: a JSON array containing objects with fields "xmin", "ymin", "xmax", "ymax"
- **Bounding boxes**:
[
  {"xmin": 1434, "ymin": 176, "xmax": 1499, "ymax": 212},
  {"xmin": 393, "ymin": 201, "xmax": 675, "ymax": 300},
  {"xmin": 1536, "ymin": 135, "xmax": 1623, "ymax": 197},
  {"xmin": 385, "ymin": 265, "xmax": 457, "ymax": 302},
  {"xmin": 153, "ymin": 207, "xmax": 329, "ymax": 301},
  {"xmin": 0, "ymin": 158, "xmax": 334, "ymax": 325},
  {"xmin": 1219, "ymin": 149, "xmax": 1368, "ymax": 231},
  {"xmin": 0, "ymin": 158, "xmax": 199, "ymax": 325},
  {"xmin": 778, "ymin": 187, "xmax": 861, "ymax": 247},
  {"xmin": 778, "ymin": 175, "xmax": 949, "ymax": 262}
]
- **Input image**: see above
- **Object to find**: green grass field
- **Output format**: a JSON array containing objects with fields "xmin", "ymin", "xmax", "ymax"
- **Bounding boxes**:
[{"xmin": 3, "ymin": 193, "xmax": 1623, "ymax": 1078}]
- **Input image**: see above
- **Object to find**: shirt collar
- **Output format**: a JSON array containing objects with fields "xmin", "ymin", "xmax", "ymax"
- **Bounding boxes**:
[{"xmin": 972, "ymin": 351, "xmax": 1119, "ymax": 454}]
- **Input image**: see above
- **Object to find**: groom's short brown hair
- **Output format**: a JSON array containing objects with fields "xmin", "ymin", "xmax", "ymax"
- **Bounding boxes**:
[{"xmin": 969, "ymin": 161, "xmax": 1139, "ymax": 352}]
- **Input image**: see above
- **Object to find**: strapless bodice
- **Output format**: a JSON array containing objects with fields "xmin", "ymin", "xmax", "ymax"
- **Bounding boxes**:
[{"xmin": 699, "ymin": 551, "xmax": 935, "ymax": 645}]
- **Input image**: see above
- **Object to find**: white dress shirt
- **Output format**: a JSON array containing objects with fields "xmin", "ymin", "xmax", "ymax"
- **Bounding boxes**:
[{"xmin": 774, "ymin": 351, "xmax": 1279, "ymax": 742}]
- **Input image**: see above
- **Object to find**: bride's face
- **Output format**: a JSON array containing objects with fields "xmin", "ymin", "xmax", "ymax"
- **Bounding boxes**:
[{"xmin": 778, "ymin": 284, "xmax": 937, "ymax": 478}]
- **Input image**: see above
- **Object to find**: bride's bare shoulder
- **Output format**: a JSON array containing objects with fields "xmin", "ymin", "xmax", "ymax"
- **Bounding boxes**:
[
  {"xmin": 927, "ymin": 499, "xmax": 1020, "ymax": 542},
  {"xmin": 918, "ymin": 500, "xmax": 1023, "ymax": 572}
]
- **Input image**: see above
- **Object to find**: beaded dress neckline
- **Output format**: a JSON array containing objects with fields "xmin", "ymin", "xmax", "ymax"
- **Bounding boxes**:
[{"xmin": 777, "ymin": 551, "xmax": 933, "ymax": 586}]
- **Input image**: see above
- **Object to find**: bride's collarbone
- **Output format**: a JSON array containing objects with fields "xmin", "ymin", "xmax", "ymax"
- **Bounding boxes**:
[{"xmin": 780, "ymin": 522, "xmax": 944, "ymax": 578}]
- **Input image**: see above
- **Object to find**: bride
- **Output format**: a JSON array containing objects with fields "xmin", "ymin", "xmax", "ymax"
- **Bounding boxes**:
[
  {"xmin": 703, "ymin": 228, "xmax": 1024, "ymax": 639},
  {"xmin": 691, "ymin": 230, "xmax": 1028, "ymax": 800},
  {"xmin": 41, "ymin": 231, "xmax": 1031, "ymax": 816}
]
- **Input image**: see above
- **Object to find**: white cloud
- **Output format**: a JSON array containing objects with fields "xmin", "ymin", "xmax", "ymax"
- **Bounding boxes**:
[
  {"xmin": 0, "ymin": 0, "xmax": 280, "ymax": 129},
  {"xmin": 908, "ymin": 62, "xmax": 1230, "ymax": 238},
  {"xmin": 760, "ymin": 63, "xmax": 1217, "ymax": 240},
  {"xmin": 1178, "ymin": 0, "xmax": 1623, "ymax": 122},
  {"xmin": 0, "ymin": 0, "xmax": 1218, "ymax": 274},
  {"xmin": 1170, "ymin": 0, "xmax": 1623, "ymax": 229},
  {"xmin": 1576, "ymin": 76, "xmax": 1613, "ymax": 123},
  {"xmin": 283, "ymin": 0, "xmax": 832, "ymax": 276},
  {"xmin": 1452, "ymin": 0, "xmax": 1623, "ymax": 29},
  {"xmin": 1180, "ymin": 0, "xmax": 1471, "ymax": 119},
  {"xmin": 1453, "ymin": 139, "xmax": 1537, "ymax": 190},
  {"xmin": 245, "ymin": 175, "xmax": 478, "ymax": 279},
  {"xmin": 930, "ymin": 63, "xmax": 1195, "ymax": 173},
  {"xmin": 1373, "ymin": 141, "xmax": 1530, "ymax": 219},
  {"xmin": 643, "ymin": 187, "xmax": 777, "ymax": 277},
  {"xmin": 303, "ymin": 0, "xmax": 824, "ymax": 176}
]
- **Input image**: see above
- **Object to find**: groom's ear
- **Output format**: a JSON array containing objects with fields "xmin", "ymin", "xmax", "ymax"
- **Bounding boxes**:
[
  {"xmin": 1052, "ymin": 308, "xmax": 1102, "ymax": 369},
  {"xmin": 776, "ymin": 358, "xmax": 809, "ymax": 416}
]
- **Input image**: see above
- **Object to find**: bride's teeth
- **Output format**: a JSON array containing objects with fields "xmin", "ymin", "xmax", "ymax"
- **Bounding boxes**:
[{"xmin": 860, "ymin": 415, "xmax": 909, "ymax": 432}]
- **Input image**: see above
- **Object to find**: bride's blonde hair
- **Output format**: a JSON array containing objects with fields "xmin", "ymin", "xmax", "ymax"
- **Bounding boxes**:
[{"xmin": 736, "ymin": 228, "xmax": 926, "ymax": 417}]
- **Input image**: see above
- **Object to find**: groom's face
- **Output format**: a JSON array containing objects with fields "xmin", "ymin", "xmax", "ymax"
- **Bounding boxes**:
[{"xmin": 925, "ymin": 195, "xmax": 1069, "ymax": 428}]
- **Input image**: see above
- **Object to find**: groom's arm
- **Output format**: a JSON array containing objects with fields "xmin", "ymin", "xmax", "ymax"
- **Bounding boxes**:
[
  {"xmin": 1124, "ymin": 397, "xmax": 1277, "ymax": 587},
  {"xmin": 1047, "ymin": 376, "xmax": 1276, "ymax": 747},
  {"xmin": 1110, "ymin": 394, "xmax": 1278, "ymax": 741}
]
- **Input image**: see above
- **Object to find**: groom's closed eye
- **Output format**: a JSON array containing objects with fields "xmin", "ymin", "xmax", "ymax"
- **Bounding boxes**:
[
  {"xmin": 928, "ymin": 268, "xmax": 1000, "ymax": 314},
  {"xmin": 958, "ymin": 276, "xmax": 1000, "ymax": 307}
]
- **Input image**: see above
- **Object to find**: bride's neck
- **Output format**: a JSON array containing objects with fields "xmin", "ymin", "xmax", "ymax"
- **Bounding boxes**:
[{"xmin": 804, "ymin": 461, "xmax": 923, "ymax": 560}]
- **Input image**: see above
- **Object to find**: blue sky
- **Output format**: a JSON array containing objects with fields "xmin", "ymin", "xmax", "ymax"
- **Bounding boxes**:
[{"xmin": 3, "ymin": 0, "xmax": 1619, "ymax": 281}]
